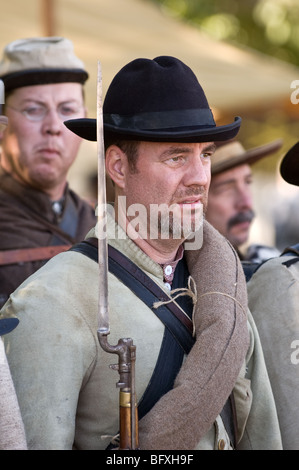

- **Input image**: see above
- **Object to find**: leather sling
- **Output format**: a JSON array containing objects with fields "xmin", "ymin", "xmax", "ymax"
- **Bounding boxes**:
[
  {"xmin": 0, "ymin": 245, "xmax": 71, "ymax": 266},
  {"xmin": 70, "ymin": 238, "xmax": 194, "ymax": 416}
]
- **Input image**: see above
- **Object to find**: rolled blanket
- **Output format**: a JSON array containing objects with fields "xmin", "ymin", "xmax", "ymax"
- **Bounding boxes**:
[{"xmin": 138, "ymin": 220, "xmax": 249, "ymax": 450}]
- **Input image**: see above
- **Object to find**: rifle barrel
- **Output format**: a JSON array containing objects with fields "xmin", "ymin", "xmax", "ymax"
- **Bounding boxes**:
[{"xmin": 96, "ymin": 60, "xmax": 139, "ymax": 450}]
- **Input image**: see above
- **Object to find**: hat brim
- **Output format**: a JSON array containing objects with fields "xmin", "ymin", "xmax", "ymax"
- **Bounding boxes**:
[
  {"xmin": 64, "ymin": 116, "xmax": 242, "ymax": 143},
  {"xmin": 2, "ymin": 68, "xmax": 89, "ymax": 92},
  {"xmin": 280, "ymin": 141, "xmax": 299, "ymax": 186},
  {"xmin": 212, "ymin": 139, "xmax": 283, "ymax": 175},
  {"xmin": 0, "ymin": 317, "xmax": 19, "ymax": 336}
]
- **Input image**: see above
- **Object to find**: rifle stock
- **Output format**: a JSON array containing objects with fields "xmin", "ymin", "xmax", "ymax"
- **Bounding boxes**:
[{"xmin": 97, "ymin": 334, "xmax": 139, "ymax": 449}]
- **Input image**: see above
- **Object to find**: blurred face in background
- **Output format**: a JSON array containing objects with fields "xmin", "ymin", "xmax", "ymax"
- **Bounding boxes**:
[
  {"xmin": 205, "ymin": 163, "xmax": 255, "ymax": 248},
  {"xmin": 0, "ymin": 82, "xmax": 86, "ymax": 199}
]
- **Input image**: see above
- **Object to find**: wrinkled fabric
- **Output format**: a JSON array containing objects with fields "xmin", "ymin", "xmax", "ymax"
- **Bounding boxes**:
[
  {"xmin": 235, "ymin": 310, "xmax": 282, "ymax": 449},
  {"xmin": 138, "ymin": 221, "xmax": 250, "ymax": 449},
  {"xmin": 248, "ymin": 255, "xmax": 299, "ymax": 450}
]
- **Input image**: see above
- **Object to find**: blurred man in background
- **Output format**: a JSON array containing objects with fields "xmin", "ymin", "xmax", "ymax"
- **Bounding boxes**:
[
  {"xmin": 0, "ymin": 107, "xmax": 27, "ymax": 450},
  {"xmin": 0, "ymin": 37, "xmax": 97, "ymax": 308},
  {"xmin": 205, "ymin": 138, "xmax": 282, "ymax": 262}
]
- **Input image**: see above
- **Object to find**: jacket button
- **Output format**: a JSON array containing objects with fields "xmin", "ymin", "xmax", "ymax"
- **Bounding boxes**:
[{"xmin": 218, "ymin": 439, "xmax": 226, "ymax": 450}]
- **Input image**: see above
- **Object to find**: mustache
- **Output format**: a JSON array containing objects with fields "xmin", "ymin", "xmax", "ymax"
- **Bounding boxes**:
[
  {"xmin": 173, "ymin": 186, "xmax": 206, "ymax": 199},
  {"xmin": 227, "ymin": 210, "xmax": 255, "ymax": 230}
]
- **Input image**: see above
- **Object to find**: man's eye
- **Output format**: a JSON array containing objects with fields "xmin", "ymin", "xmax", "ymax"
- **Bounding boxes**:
[
  {"xmin": 59, "ymin": 105, "xmax": 80, "ymax": 116},
  {"xmin": 60, "ymin": 107, "xmax": 75, "ymax": 115},
  {"xmin": 24, "ymin": 106, "xmax": 44, "ymax": 116}
]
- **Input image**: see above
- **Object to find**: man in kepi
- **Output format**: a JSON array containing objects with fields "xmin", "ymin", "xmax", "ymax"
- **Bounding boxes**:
[
  {"xmin": 0, "ymin": 37, "xmax": 96, "ymax": 308},
  {"xmin": 0, "ymin": 109, "xmax": 26, "ymax": 450},
  {"xmin": 1, "ymin": 56, "xmax": 281, "ymax": 449},
  {"xmin": 205, "ymin": 138, "xmax": 282, "ymax": 262}
]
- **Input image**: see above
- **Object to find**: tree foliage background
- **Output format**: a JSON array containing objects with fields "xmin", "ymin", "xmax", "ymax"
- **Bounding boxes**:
[
  {"xmin": 150, "ymin": 0, "xmax": 299, "ymax": 171},
  {"xmin": 151, "ymin": 0, "xmax": 299, "ymax": 67}
]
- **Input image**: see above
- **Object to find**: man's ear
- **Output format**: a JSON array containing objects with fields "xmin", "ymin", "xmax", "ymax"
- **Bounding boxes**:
[{"xmin": 105, "ymin": 145, "xmax": 127, "ymax": 189}]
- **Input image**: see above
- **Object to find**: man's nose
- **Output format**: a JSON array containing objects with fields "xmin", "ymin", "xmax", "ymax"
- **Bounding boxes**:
[
  {"xmin": 41, "ymin": 109, "xmax": 63, "ymax": 135},
  {"xmin": 184, "ymin": 155, "xmax": 210, "ymax": 187},
  {"xmin": 236, "ymin": 186, "xmax": 253, "ymax": 210}
]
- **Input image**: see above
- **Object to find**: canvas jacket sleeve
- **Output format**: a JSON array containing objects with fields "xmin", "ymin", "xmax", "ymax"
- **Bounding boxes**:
[
  {"xmin": 235, "ymin": 309, "xmax": 282, "ymax": 450},
  {"xmin": 247, "ymin": 255, "xmax": 299, "ymax": 450},
  {"xmin": 0, "ymin": 254, "xmax": 99, "ymax": 450}
]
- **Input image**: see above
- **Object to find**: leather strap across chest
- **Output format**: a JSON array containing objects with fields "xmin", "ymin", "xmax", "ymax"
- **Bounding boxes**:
[
  {"xmin": 70, "ymin": 238, "xmax": 195, "ymax": 419},
  {"xmin": 0, "ymin": 197, "xmax": 79, "ymax": 266},
  {"xmin": 0, "ymin": 245, "xmax": 71, "ymax": 266}
]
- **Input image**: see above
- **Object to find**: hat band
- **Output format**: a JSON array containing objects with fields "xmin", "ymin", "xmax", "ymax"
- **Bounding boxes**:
[
  {"xmin": 104, "ymin": 108, "xmax": 216, "ymax": 130},
  {"xmin": 2, "ymin": 68, "xmax": 89, "ymax": 92}
]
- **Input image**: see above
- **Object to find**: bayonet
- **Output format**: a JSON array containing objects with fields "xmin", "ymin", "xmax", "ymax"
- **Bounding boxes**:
[{"xmin": 96, "ymin": 61, "xmax": 139, "ymax": 450}]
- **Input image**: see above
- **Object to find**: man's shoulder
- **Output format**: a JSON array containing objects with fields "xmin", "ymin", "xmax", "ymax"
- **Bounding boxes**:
[
  {"xmin": 246, "ymin": 252, "xmax": 299, "ymax": 287},
  {"xmin": 243, "ymin": 243, "xmax": 299, "ymax": 282}
]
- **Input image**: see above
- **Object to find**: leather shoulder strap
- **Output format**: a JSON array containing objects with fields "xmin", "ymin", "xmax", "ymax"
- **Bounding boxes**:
[
  {"xmin": 108, "ymin": 244, "xmax": 194, "ymax": 336},
  {"xmin": 70, "ymin": 238, "xmax": 194, "ymax": 353},
  {"xmin": 0, "ymin": 245, "xmax": 71, "ymax": 266}
]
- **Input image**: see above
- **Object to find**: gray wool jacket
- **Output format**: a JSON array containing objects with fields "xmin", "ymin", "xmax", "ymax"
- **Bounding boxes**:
[
  {"xmin": 248, "ymin": 254, "xmax": 299, "ymax": 450},
  {"xmin": 0, "ymin": 215, "xmax": 282, "ymax": 450}
]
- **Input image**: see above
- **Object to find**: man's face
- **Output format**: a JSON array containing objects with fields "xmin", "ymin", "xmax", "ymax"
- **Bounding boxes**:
[
  {"xmin": 115, "ymin": 141, "xmax": 214, "ymax": 243},
  {"xmin": 1, "ymin": 83, "xmax": 86, "ymax": 194},
  {"xmin": 205, "ymin": 163, "xmax": 254, "ymax": 248}
]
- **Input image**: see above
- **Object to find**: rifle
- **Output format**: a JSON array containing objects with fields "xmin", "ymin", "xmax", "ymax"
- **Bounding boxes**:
[{"xmin": 96, "ymin": 61, "xmax": 139, "ymax": 450}]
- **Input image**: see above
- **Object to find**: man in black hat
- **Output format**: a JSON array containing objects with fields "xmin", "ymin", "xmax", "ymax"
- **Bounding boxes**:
[
  {"xmin": 247, "ymin": 141, "xmax": 299, "ymax": 450},
  {"xmin": 0, "ymin": 56, "xmax": 281, "ymax": 450},
  {"xmin": 0, "ymin": 38, "xmax": 97, "ymax": 308},
  {"xmin": 205, "ymin": 138, "xmax": 282, "ymax": 262}
]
